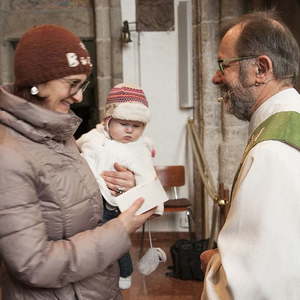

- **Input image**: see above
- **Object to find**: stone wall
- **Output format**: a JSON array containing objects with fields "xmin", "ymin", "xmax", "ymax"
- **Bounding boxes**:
[
  {"xmin": 136, "ymin": 0, "xmax": 174, "ymax": 31},
  {"xmin": 0, "ymin": 0, "xmax": 94, "ymax": 83},
  {"xmin": 0, "ymin": 0, "xmax": 122, "ymax": 121}
]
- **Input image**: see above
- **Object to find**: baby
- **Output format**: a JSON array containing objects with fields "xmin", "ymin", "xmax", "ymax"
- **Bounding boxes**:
[{"xmin": 77, "ymin": 83, "xmax": 164, "ymax": 289}]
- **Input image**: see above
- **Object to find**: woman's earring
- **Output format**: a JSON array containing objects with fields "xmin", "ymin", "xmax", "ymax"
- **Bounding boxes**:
[{"xmin": 30, "ymin": 86, "xmax": 39, "ymax": 95}]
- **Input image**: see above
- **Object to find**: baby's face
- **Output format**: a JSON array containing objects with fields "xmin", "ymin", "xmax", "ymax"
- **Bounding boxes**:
[{"xmin": 108, "ymin": 118, "xmax": 145, "ymax": 143}]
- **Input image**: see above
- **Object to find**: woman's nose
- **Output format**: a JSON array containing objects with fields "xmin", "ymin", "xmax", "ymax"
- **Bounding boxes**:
[{"xmin": 71, "ymin": 90, "xmax": 83, "ymax": 103}]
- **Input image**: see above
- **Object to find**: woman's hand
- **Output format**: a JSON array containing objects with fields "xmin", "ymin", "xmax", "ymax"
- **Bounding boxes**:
[
  {"xmin": 101, "ymin": 162, "xmax": 135, "ymax": 196},
  {"xmin": 118, "ymin": 198, "xmax": 155, "ymax": 234},
  {"xmin": 200, "ymin": 248, "xmax": 218, "ymax": 273}
]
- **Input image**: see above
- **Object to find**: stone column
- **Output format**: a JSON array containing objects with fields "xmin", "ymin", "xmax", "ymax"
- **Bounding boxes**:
[
  {"xmin": 110, "ymin": 0, "xmax": 123, "ymax": 86},
  {"xmin": 193, "ymin": 0, "xmax": 249, "ymax": 238},
  {"xmin": 93, "ymin": 0, "xmax": 122, "ymax": 120},
  {"xmin": 193, "ymin": 0, "xmax": 221, "ymax": 238},
  {"xmin": 0, "ymin": 1, "xmax": 13, "ymax": 84},
  {"xmin": 218, "ymin": 0, "xmax": 248, "ymax": 194}
]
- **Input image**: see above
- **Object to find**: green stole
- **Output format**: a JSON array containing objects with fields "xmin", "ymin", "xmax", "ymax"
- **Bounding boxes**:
[{"xmin": 229, "ymin": 111, "xmax": 300, "ymax": 206}]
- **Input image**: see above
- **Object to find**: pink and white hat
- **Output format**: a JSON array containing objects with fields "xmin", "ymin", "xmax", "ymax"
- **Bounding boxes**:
[{"xmin": 104, "ymin": 83, "xmax": 151, "ymax": 124}]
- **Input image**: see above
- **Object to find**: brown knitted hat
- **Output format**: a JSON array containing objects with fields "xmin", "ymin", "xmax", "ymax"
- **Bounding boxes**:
[{"xmin": 14, "ymin": 24, "xmax": 92, "ymax": 88}]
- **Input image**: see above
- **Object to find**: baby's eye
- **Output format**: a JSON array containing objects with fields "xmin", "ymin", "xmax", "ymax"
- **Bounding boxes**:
[{"xmin": 133, "ymin": 124, "xmax": 141, "ymax": 128}]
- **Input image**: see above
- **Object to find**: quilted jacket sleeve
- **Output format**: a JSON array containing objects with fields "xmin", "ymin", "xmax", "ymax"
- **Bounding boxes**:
[{"xmin": 0, "ymin": 144, "xmax": 131, "ymax": 288}]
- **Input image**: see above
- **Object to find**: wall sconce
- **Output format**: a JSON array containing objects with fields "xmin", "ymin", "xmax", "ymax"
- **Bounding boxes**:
[{"xmin": 121, "ymin": 20, "xmax": 137, "ymax": 43}]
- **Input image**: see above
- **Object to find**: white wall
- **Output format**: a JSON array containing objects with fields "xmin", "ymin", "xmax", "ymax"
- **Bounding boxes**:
[{"xmin": 121, "ymin": 0, "xmax": 193, "ymax": 231}]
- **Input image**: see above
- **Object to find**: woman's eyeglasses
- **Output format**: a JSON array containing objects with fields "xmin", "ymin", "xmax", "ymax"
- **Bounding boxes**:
[{"xmin": 60, "ymin": 78, "xmax": 90, "ymax": 97}]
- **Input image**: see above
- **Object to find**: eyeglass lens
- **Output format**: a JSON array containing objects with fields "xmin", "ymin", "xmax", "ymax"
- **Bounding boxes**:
[
  {"xmin": 218, "ymin": 60, "xmax": 225, "ymax": 73},
  {"xmin": 218, "ymin": 56, "xmax": 257, "ymax": 74},
  {"xmin": 69, "ymin": 80, "xmax": 90, "ymax": 96}
]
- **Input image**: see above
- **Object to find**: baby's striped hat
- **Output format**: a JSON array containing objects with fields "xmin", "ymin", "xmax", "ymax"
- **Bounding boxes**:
[{"xmin": 105, "ymin": 83, "xmax": 150, "ymax": 123}]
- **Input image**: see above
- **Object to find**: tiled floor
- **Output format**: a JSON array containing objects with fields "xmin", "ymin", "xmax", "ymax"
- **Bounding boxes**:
[{"xmin": 122, "ymin": 233, "xmax": 204, "ymax": 300}]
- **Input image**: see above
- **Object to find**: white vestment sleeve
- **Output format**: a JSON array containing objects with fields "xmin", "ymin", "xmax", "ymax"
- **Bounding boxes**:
[{"xmin": 203, "ymin": 140, "xmax": 300, "ymax": 300}]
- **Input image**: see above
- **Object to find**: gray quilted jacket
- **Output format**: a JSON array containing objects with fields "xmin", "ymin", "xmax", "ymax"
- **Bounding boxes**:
[{"xmin": 0, "ymin": 85, "xmax": 130, "ymax": 300}]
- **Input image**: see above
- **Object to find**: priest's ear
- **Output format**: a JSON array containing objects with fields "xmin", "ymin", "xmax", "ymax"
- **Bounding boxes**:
[{"xmin": 255, "ymin": 55, "xmax": 273, "ymax": 77}]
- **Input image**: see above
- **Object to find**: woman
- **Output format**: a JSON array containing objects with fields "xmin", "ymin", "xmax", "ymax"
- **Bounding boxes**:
[{"xmin": 0, "ymin": 24, "xmax": 154, "ymax": 300}]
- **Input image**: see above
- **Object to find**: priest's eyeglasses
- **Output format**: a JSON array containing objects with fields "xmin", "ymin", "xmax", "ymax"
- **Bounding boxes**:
[{"xmin": 218, "ymin": 56, "xmax": 257, "ymax": 74}]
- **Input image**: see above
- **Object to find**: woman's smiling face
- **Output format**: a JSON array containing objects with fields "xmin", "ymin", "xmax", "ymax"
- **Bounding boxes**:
[{"xmin": 36, "ymin": 74, "xmax": 88, "ymax": 113}]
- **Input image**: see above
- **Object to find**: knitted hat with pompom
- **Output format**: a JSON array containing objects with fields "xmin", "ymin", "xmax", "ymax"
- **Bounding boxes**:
[{"xmin": 105, "ymin": 83, "xmax": 150, "ymax": 124}]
